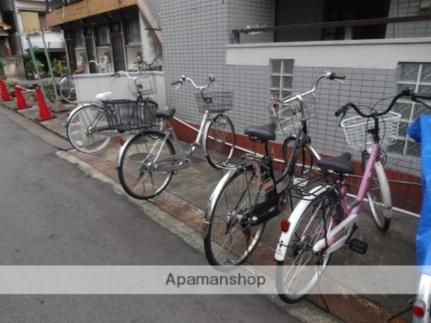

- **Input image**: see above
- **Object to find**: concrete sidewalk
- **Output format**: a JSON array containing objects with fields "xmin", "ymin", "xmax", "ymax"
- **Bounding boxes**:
[{"xmin": 0, "ymin": 100, "xmax": 417, "ymax": 322}]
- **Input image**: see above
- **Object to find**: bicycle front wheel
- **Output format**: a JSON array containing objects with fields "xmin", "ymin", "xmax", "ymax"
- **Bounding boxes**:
[
  {"xmin": 118, "ymin": 131, "xmax": 175, "ymax": 199},
  {"xmin": 66, "ymin": 104, "xmax": 112, "ymax": 153},
  {"xmin": 276, "ymin": 189, "xmax": 337, "ymax": 303},
  {"xmin": 204, "ymin": 114, "xmax": 235, "ymax": 168},
  {"xmin": 367, "ymin": 161, "xmax": 392, "ymax": 232},
  {"xmin": 203, "ymin": 165, "xmax": 266, "ymax": 265}
]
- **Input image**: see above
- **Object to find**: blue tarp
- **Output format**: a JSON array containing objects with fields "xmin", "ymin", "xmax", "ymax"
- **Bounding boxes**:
[{"xmin": 408, "ymin": 115, "xmax": 431, "ymax": 274}]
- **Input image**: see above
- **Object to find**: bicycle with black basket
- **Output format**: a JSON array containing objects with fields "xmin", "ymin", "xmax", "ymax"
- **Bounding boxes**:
[
  {"xmin": 66, "ymin": 66, "xmax": 159, "ymax": 154},
  {"xmin": 116, "ymin": 75, "xmax": 236, "ymax": 200},
  {"xmin": 202, "ymin": 71, "xmax": 345, "ymax": 266}
]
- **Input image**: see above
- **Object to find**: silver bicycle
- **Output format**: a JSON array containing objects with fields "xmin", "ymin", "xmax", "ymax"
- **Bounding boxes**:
[
  {"xmin": 66, "ymin": 69, "xmax": 157, "ymax": 153},
  {"xmin": 116, "ymin": 75, "xmax": 236, "ymax": 199}
]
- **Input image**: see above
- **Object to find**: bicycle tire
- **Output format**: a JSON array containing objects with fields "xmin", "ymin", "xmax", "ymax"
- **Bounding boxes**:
[
  {"xmin": 203, "ymin": 114, "xmax": 236, "ymax": 169},
  {"xmin": 118, "ymin": 130, "xmax": 175, "ymax": 199},
  {"xmin": 276, "ymin": 188, "xmax": 337, "ymax": 303},
  {"xmin": 203, "ymin": 164, "xmax": 266, "ymax": 265},
  {"xmin": 367, "ymin": 161, "xmax": 392, "ymax": 232},
  {"xmin": 66, "ymin": 104, "xmax": 112, "ymax": 153}
]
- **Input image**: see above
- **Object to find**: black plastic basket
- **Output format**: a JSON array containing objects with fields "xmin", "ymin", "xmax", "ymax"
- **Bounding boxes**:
[{"xmin": 102, "ymin": 99, "xmax": 158, "ymax": 132}]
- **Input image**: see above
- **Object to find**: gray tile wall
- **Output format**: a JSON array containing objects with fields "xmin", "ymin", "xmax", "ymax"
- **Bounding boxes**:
[{"xmin": 160, "ymin": 0, "xmax": 423, "ymax": 175}]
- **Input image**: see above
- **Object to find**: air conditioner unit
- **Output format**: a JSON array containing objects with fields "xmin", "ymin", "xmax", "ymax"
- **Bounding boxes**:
[{"xmin": 420, "ymin": 0, "xmax": 431, "ymax": 10}]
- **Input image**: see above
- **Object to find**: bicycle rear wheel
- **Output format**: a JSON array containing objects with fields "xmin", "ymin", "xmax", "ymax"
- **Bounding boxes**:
[
  {"xmin": 118, "ymin": 131, "xmax": 175, "ymax": 199},
  {"xmin": 276, "ymin": 190, "xmax": 337, "ymax": 303},
  {"xmin": 204, "ymin": 114, "xmax": 235, "ymax": 168},
  {"xmin": 66, "ymin": 104, "xmax": 112, "ymax": 153},
  {"xmin": 203, "ymin": 165, "xmax": 266, "ymax": 265},
  {"xmin": 59, "ymin": 76, "xmax": 77, "ymax": 103}
]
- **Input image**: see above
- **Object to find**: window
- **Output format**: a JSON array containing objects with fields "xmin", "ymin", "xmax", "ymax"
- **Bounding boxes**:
[
  {"xmin": 21, "ymin": 11, "xmax": 41, "ymax": 33},
  {"xmin": 274, "ymin": 0, "xmax": 391, "ymax": 42},
  {"xmin": 388, "ymin": 62, "xmax": 431, "ymax": 157},
  {"xmin": 126, "ymin": 19, "xmax": 140, "ymax": 44},
  {"xmin": 270, "ymin": 59, "xmax": 294, "ymax": 100},
  {"xmin": 72, "ymin": 29, "xmax": 85, "ymax": 48},
  {"xmin": 96, "ymin": 25, "xmax": 110, "ymax": 46}
]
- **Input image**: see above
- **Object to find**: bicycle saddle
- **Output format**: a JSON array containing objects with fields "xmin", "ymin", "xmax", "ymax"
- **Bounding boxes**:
[
  {"xmin": 156, "ymin": 108, "xmax": 176, "ymax": 119},
  {"xmin": 317, "ymin": 152, "xmax": 354, "ymax": 174},
  {"xmin": 244, "ymin": 123, "xmax": 276, "ymax": 141},
  {"xmin": 95, "ymin": 92, "xmax": 113, "ymax": 101}
]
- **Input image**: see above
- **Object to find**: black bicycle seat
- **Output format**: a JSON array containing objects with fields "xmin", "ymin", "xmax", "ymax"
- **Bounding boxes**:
[
  {"xmin": 244, "ymin": 123, "xmax": 276, "ymax": 141},
  {"xmin": 317, "ymin": 152, "xmax": 354, "ymax": 174},
  {"xmin": 156, "ymin": 108, "xmax": 176, "ymax": 119}
]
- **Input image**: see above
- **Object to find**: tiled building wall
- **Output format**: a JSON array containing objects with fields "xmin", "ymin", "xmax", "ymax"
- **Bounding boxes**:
[
  {"xmin": 160, "ymin": 0, "xmax": 228, "ymax": 124},
  {"xmin": 160, "ymin": 0, "xmax": 425, "ymax": 176},
  {"xmin": 386, "ymin": 0, "xmax": 431, "ymax": 38}
]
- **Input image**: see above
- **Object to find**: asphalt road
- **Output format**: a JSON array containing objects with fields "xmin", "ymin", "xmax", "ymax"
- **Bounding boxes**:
[{"xmin": 0, "ymin": 112, "xmax": 302, "ymax": 322}]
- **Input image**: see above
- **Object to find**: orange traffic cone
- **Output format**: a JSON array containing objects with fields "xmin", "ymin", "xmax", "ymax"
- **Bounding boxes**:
[
  {"xmin": 0, "ymin": 79, "xmax": 11, "ymax": 102},
  {"xmin": 35, "ymin": 87, "xmax": 54, "ymax": 121},
  {"xmin": 14, "ymin": 85, "xmax": 29, "ymax": 110}
]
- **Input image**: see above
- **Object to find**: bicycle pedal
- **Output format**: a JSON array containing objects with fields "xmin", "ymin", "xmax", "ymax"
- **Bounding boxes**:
[{"xmin": 349, "ymin": 238, "xmax": 368, "ymax": 254}]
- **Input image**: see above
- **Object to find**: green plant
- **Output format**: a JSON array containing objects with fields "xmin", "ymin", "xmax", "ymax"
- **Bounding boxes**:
[
  {"xmin": 23, "ymin": 51, "xmax": 45, "ymax": 79},
  {"xmin": 51, "ymin": 59, "xmax": 70, "ymax": 77},
  {"xmin": 0, "ymin": 59, "xmax": 4, "ymax": 77}
]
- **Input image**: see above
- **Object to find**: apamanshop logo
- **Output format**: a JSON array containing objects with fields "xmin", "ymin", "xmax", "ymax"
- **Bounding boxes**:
[{"xmin": 165, "ymin": 272, "xmax": 266, "ymax": 288}]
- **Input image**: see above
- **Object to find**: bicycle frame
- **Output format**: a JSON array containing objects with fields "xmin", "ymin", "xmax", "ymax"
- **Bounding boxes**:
[{"xmin": 312, "ymin": 142, "xmax": 382, "ymax": 255}]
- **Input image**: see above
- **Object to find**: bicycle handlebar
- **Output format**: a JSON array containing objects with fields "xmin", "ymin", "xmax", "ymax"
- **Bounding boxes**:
[
  {"xmin": 335, "ymin": 88, "xmax": 431, "ymax": 118},
  {"xmin": 111, "ymin": 71, "xmax": 137, "ymax": 80},
  {"xmin": 277, "ymin": 71, "xmax": 345, "ymax": 105},
  {"xmin": 170, "ymin": 74, "xmax": 216, "ymax": 91}
]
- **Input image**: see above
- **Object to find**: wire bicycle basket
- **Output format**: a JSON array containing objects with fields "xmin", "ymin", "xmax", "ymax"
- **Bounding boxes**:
[
  {"xmin": 102, "ymin": 99, "xmax": 158, "ymax": 132},
  {"xmin": 194, "ymin": 91, "xmax": 233, "ymax": 114},
  {"xmin": 134, "ymin": 75, "xmax": 157, "ymax": 96},
  {"xmin": 275, "ymin": 94, "xmax": 316, "ymax": 136},
  {"xmin": 340, "ymin": 111, "xmax": 401, "ymax": 151}
]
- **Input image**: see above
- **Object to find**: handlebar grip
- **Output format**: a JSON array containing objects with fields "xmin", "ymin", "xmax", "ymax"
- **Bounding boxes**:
[
  {"xmin": 334, "ymin": 74, "xmax": 346, "ymax": 80},
  {"xmin": 171, "ymin": 80, "xmax": 182, "ymax": 86},
  {"xmin": 328, "ymin": 72, "xmax": 346, "ymax": 80},
  {"xmin": 335, "ymin": 104, "xmax": 350, "ymax": 117}
]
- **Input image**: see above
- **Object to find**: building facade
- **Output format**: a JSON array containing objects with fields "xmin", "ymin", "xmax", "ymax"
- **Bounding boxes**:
[
  {"xmin": 0, "ymin": 0, "xmax": 65, "ymax": 78},
  {"xmin": 46, "ymin": 0, "xmax": 162, "ymax": 74},
  {"xmin": 160, "ymin": 0, "xmax": 431, "ymax": 212}
]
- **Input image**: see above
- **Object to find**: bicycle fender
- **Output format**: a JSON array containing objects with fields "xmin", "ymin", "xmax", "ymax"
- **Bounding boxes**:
[
  {"xmin": 374, "ymin": 161, "xmax": 392, "ymax": 219},
  {"xmin": 274, "ymin": 185, "xmax": 328, "ymax": 262}
]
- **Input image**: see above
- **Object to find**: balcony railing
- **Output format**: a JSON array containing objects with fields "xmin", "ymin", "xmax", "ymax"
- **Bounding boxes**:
[{"xmin": 232, "ymin": 14, "xmax": 431, "ymax": 44}]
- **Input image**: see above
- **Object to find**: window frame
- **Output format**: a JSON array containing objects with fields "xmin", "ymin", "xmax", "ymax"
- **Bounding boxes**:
[
  {"xmin": 270, "ymin": 59, "xmax": 294, "ymax": 100},
  {"xmin": 390, "ymin": 62, "xmax": 431, "ymax": 157}
]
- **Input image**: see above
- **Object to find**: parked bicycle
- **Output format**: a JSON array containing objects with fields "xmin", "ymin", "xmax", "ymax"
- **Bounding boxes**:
[
  {"xmin": 202, "ymin": 71, "xmax": 345, "ymax": 266},
  {"xmin": 66, "ymin": 69, "xmax": 158, "ymax": 153},
  {"xmin": 273, "ymin": 88, "xmax": 428, "ymax": 303},
  {"xmin": 116, "ymin": 75, "xmax": 236, "ymax": 199}
]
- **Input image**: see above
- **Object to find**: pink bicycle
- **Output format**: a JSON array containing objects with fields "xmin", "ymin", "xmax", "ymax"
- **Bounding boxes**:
[{"xmin": 273, "ymin": 88, "xmax": 417, "ymax": 303}]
